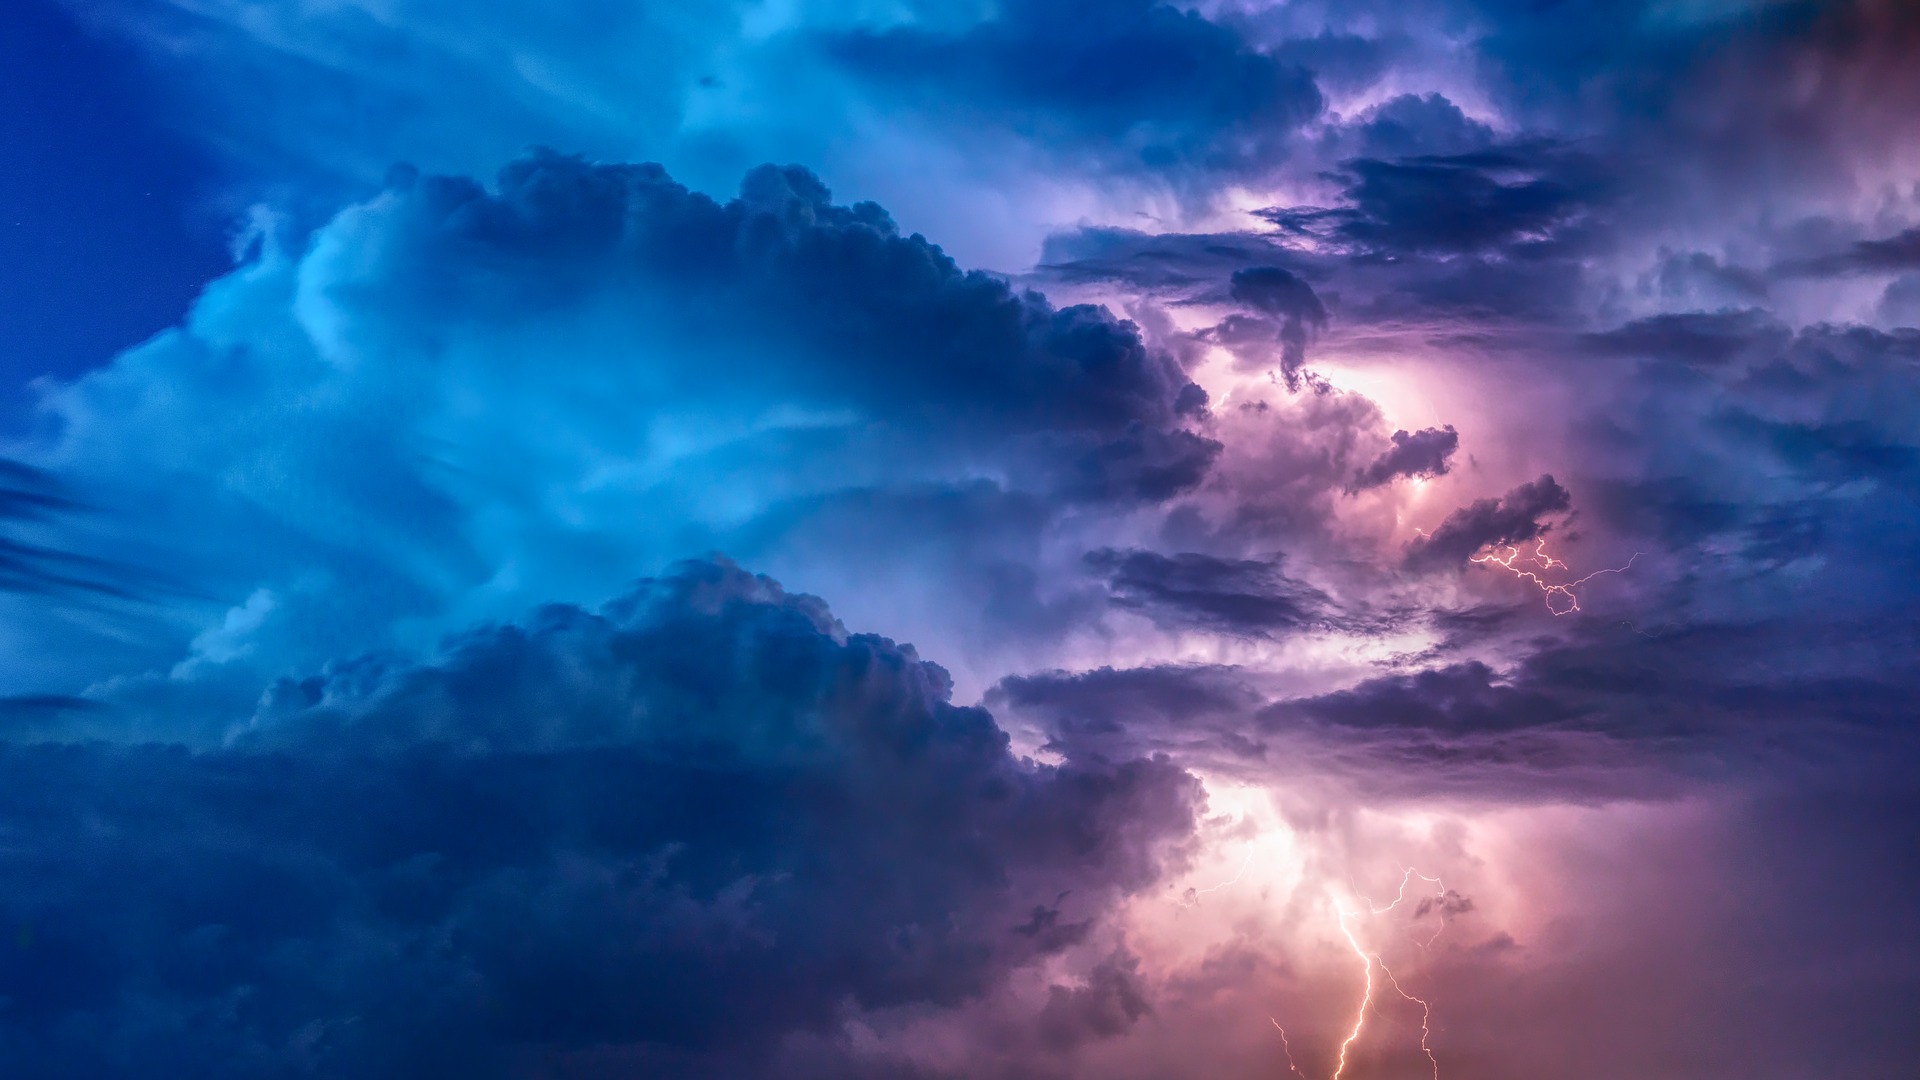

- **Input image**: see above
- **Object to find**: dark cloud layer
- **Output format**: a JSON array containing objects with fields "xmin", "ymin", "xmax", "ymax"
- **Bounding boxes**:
[
  {"xmin": 10, "ymin": 151, "xmax": 1226, "ymax": 709},
  {"xmin": 1775, "ymin": 226, "xmax": 1920, "ymax": 278},
  {"xmin": 1086, "ymin": 548, "xmax": 1332, "ymax": 639},
  {"xmin": 0, "ymin": 558, "xmax": 1197, "ymax": 1078},
  {"xmin": 1348, "ymin": 425, "xmax": 1458, "ymax": 492},
  {"xmin": 1404, "ymin": 475, "xmax": 1572, "ymax": 572},
  {"xmin": 989, "ymin": 663, "xmax": 1266, "ymax": 767},
  {"xmin": 827, "ymin": 0, "xmax": 1323, "ymax": 179},
  {"xmin": 1262, "ymin": 144, "xmax": 1604, "ymax": 258},
  {"xmin": 1582, "ymin": 309, "xmax": 1791, "ymax": 367},
  {"xmin": 1272, "ymin": 660, "xmax": 1578, "ymax": 735},
  {"xmin": 1227, "ymin": 266, "xmax": 1326, "ymax": 388},
  {"xmin": 377, "ymin": 152, "xmax": 1203, "ymax": 448}
]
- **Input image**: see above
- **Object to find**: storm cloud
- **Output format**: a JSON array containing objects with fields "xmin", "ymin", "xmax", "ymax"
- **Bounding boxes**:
[
  {"xmin": 7, "ymin": 0, "xmax": 1920, "ymax": 1077},
  {"xmin": 0, "ymin": 559, "xmax": 1198, "ymax": 1078},
  {"xmin": 1347, "ymin": 425, "xmax": 1459, "ymax": 492},
  {"xmin": 1404, "ymin": 475, "xmax": 1573, "ymax": 572}
]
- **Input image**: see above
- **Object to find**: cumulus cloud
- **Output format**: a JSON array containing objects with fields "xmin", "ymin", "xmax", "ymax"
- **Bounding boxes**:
[
  {"xmin": 1085, "ymin": 548, "xmax": 1334, "ymax": 639},
  {"xmin": 1262, "ymin": 144, "xmax": 1605, "ymax": 258},
  {"xmin": 1774, "ymin": 226, "xmax": 1920, "ymax": 278},
  {"xmin": 826, "ymin": 0, "xmax": 1325, "ymax": 182},
  {"xmin": 10, "ymin": 152, "xmax": 1215, "ymax": 711},
  {"xmin": 1351, "ymin": 92, "xmax": 1496, "ymax": 161},
  {"xmin": 1270, "ymin": 659, "xmax": 1581, "ymax": 735},
  {"xmin": 1581, "ymin": 309, "xmax": 1790, "ymax": 366},
  {"xmin": 988, "ymin": 662, "xmax": 1268, "ymax": 767},
  {"xmin": 1404, "ymin": 476, "xmax": 1572, "ymax": 572},
  {"xmin": 1226, "ymin": 266, "xmax": 1327, "ymax": 388},
  {"xmin": 1347, "ymin": 425, "xmax": 1459, "ymax": 492},
  {"xmin": 0, "ymin": 558, "xmax": 1199, "ymax": 1078}
]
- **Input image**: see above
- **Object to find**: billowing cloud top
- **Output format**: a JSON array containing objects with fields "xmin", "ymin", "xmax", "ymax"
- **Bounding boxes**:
[{"xmin": 1, "ymin": 558, "xmax": 1196, "ymax": 1077}]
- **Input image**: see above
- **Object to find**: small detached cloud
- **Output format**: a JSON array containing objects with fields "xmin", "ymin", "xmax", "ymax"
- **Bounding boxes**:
[
  {"xmin": 1227, "ymin": 266, "xmax": 1328, "ymax": 389},
  {"xmin": 1772, "ymin": 226, "xmax": 1920, "ymax": 278},
  {"xmin": 1085, "ymin": 548, "xmax": 1334, "ymax": 638},
  {"xmin": 1347, "ymin": 425, "xmax": 1459, "ymax": 492},
  {"xmin": 1262, "ymin": 143, "xmax": 1604, "ymax": 258},
  {"xmin": 1405, "ymin": 475, "xmax": 1572, "ymax": 572}
]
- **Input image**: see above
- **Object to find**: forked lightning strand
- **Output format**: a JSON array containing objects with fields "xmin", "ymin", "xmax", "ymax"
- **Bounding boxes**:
[
  {"xmin": 1271, "ymin": 1019, "xmax": 1311, "ymax": 1079},
  {"xmin": 1280, "ymin": 868, "xmax": 1452, "ymax": 1080},
  {"xmin": 1469, "ymin": 539, "xmax": 1641, "ymax": 615}
]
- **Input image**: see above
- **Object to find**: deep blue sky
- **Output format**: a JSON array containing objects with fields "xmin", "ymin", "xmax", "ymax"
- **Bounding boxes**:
[{"xmin": 0, "ymin": 0, "xmax": 228, "ymax": 412}]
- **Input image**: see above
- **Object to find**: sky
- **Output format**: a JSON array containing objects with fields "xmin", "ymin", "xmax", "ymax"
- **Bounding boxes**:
[{"xmin": 1, "ymin": 0, "xmax": 1918, "ymax": 1077}]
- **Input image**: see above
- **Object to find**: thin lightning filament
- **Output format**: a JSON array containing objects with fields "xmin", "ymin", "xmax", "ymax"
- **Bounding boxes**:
[
  {"xmin": 1470, "ymin": 539, "xmax": 1641, "ymax": 615},
  {"xmin": 1274, "ymin": 868, "xmax": 1453, "ymax": 1080}
]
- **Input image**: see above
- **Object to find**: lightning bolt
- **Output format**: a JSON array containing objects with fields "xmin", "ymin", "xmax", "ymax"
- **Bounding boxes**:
[
  {"xmin": 1469, "ymin": 539, "xmax": 1642, "ymax": 615},
  {"xmin": 1276, "ymin": 868, "xmax": 1453, "ymax": 1080},
  {"xmin": 1177, "ymin": 847, "xmax": 1257, "ymax": 909},
  {"xmin": 1379, "ymin": 964, "xmax": 1439, "ymax": 1080},
  {"xmin": 1271, "ymin": 1019, "xmax": 1311, "ymax": 1079}
]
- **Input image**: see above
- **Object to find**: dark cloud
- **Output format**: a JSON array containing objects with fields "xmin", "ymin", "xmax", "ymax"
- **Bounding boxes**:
[
  {"xmin": 982, "ymin": 596, "xmax": 1920, "ymax": 803},
  {"xmin": 0, "ymin": 558, "xmax": 1199, "ymax": 1077},
  {"xmin": 987, "ymin": 592, "xmax": 1920, "ymax": 800},
  {"xmin": 1261, "ymin": 144, "xmax": 1604, "ymax": 258},
  {"xmin": 1353, "ymin": 92, "xmax": 1496, "ymax": 161},
  {"xmin": 1468, "ymin": 0, "xmax": 1920, "ymax": 201},
  {"xmin": 1034, "ymin": 949, "xmax": 1153, "ymax": 1051},
  {"xmin": 13, "ymin": 2, "xmax": 1920, "ymax": 1075},
  {"xmin": 1034, "ymin": 226, "xmax": 1319, "ymax": 304},
  {"xmin": 1879, "ymin": 273, "xmax": 1920, "ymax": 326},
  {"xmin": 0, "ymin": 695, "xmax": 104, "ymax": 731},
  {"xmin": 1651, "ymin": 251, "xmax": 1771, "ymax": 306},
  {"xmin": 1404, "ymin": 475, "xmax": 1572, "ymax": 572},
  {"xmin": 1085, "ymin": 548, "xmax": 1333, "ymax": 639},
  {"xmin": 1207, "ymin": 140, "xmax": 1617, "ymax": 325},
  {"xmin": 1057, "ymin": 425, "xmax": 1223, "ymax": 503},
  {"xmin": 1576, "ymin": 318, "xmax": 1920, "ymax": 550},
  {"xmin": 1229, "ymin": 266, "xmax": 1324, "ymax": 323},
  {"xmin": 1720, "ymin": 413, "xmax": 1920, "ymax": 491},
  {"xmin": 826, "ymin": 0, "xmax": 1324, "ymax": 178},
  {"xmin": 987, "ymin": 663, "xmax": 1267, "ymax": 765},
  {"xmin": 1260, "ymin": 30, "xmax": 1391, "ymax": 95},
  {"xmin": 1774, "ymin": 226, "xmax": 1920, "ymax": 278},
  {"xmin": 1347, "ymin": 425, "xmax": 1459, "ymax": 492},
  {"xmin": 1227, "ymin": 266, "xmax": 1327, "ymax": 388},
  {"xmin": 1266, "ymin": 660, "xmax": 1582, "ymax": 735},
  {"xmin": 1581, "ymin": 309, "xmax": 1790, "ymax": 366}
]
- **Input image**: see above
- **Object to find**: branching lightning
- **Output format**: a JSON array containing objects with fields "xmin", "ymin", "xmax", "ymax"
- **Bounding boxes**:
[
  {"xmin": 1174, "ymin": 824, "xmax": 1463, "ymax": 1077},
  {"xmin": 1469, "ymin": 539, "xmax": 1642, "ymax": 615},
  {"xmin": 1274, "ymin": 868, "xmax": 1456, "ymax": 1080}
]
